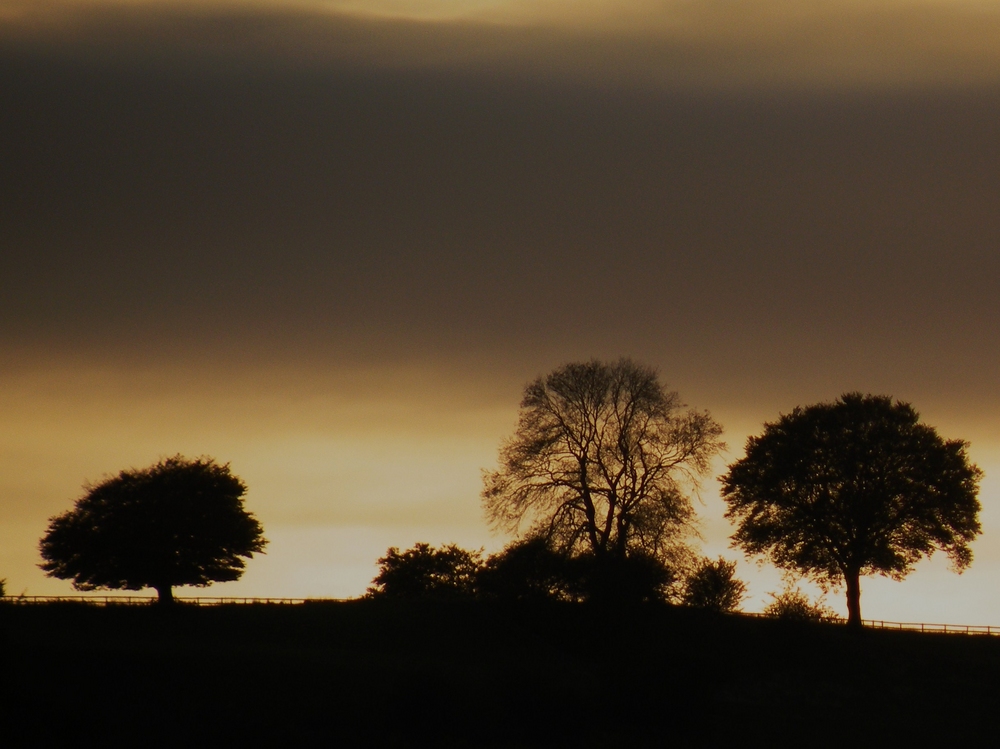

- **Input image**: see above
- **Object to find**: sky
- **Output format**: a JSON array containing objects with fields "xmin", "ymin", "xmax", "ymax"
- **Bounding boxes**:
[{"xmin": 3, "ymin": 0, "xmax": 1000, "ymax": 621}]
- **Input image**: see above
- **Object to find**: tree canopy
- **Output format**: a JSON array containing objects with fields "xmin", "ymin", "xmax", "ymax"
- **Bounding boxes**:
[
  {"xmin": 483, "ymin": 359, "xmax": 724, "ymax": 569},
  {"xmin": 39, "ymin": 455, "xmax": 267, "ymax": 603},
  {"xmin": 721, "ymin": 393, "xmax": 982, "ymax": 626},
  {"xmin": 367, "ymin": 543, "xmax": 483, "ymax": 599},
  {"xmin": 368, "ymin": 539, "xmax": 675, "ymax": 605}
]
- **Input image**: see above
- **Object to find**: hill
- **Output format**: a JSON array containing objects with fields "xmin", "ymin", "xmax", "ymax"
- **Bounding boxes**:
[{"xmin": 2, "ymin": 600, "xmax": 998, "ymax": 746}]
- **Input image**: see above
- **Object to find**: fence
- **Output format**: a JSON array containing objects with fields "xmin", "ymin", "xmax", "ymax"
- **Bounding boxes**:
[
  {"xmin": 727, "ymin": 610, "xmax": 1000, "ymax": 636},
  {"xmin": 3, "ymin": 596, "xmax": 1000, "ymax": 635},
  {"xmin": 860, "ymin": 619, "xmax": 1000, "ymax": 636},
  {"xmin": 0, "ymin": 595, "xmax": 319, "ymax": 606}
]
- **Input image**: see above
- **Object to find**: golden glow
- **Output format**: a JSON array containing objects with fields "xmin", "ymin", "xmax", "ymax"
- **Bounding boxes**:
[
  {"xmin": 3, "ymin": 354, "xmax": 999, "ymax": 622},
  {"xmin": 0, "ymin": 356, "xmax": 513, "ymax": 598},
  {"xmin": 3, "ymin": 0, "xmax": 1000, "ymax": 89},
  {"xmin": 4, "ymin": 0, "xmax": 1000, "ymax": 624}
]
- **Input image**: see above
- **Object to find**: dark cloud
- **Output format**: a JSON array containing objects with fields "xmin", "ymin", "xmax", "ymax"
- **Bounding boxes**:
[{"xmin": 3, "ymin": 1, "xmax": 1000, "ymax": 415}]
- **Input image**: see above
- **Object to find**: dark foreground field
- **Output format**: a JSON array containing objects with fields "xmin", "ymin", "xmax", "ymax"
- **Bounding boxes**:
[{"xmin": 2, "ymin": 600, "xmax": 999, "ymax": 747}]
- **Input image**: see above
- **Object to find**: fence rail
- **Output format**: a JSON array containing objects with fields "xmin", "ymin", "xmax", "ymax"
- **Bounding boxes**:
[
  {"xmin": 0, "ymin": 595, "xmax": 327, "ymax": 606},
  {"xmin": 3, "ymin": 596, "xmax": 1000, "ymax": 635},
  {"xmin": 728, "ymin": 611, "xmax": 1000, "ymax": 636},
  {"xmin": 860, "ymin": 619, "xmax": 1000, "ymax": 636}
]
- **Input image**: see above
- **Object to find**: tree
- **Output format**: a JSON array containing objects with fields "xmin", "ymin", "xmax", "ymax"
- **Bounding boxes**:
[
  {"xmin": 721, "ymin": 393, "xmax": 982, "ymax": 627},
  {"xmin": 39, "ymin": 455, "xmax": 267, "ymax": 604},
  {"xmin": 681, "ymin": 556, "xmax": 747, "ymax": 612},
  {"xmin": 367, "ymin": 543, "xmax": 483, "ymax": 599},
  {"xmin": 483, "ymin": 359, "xmax": 724, "ymax": 575}
]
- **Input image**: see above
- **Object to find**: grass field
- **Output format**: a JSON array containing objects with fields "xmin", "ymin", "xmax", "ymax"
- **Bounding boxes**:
[{"xmin": 2, "ymin": 600, "xmax": 999, "ymax": 746}]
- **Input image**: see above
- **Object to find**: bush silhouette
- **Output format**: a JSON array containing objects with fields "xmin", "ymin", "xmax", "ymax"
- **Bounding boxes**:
[
  {"xmin": 477, "ymin": 538, "xmax": 578, "ymax": 602},
  {"xmin": 570, "ymin": 551, "xmax": 676, "ymax": 605},
  {"xmin": 681, "ymin": 557, "xmax": 747, "ymax": 612},
  {"xmin": 368, "ymin": 543, "xmax": 483, "ymax": 599},
  {"xmin": 763, "ymin": 587, "xmax": 836, "ymax": 622}
]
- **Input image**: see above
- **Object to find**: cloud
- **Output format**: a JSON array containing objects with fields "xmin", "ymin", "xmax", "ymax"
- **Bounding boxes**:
[
  {"xmin": 4, "ymin": 0, "xmax": 1000, "ymax": 416},
  {"xmin": 3, "ymin": 0, "xmax": 1000, "ymax": 89}
]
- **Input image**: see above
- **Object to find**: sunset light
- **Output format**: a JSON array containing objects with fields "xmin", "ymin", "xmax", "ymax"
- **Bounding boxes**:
[{"xmin": 5, "ymin": 0, "xmax": 1000, "ymax": 641}]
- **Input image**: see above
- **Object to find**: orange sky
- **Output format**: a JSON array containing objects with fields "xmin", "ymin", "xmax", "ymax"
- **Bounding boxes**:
[
  {"xmin": 4, "ymin": 354, "xmax": 1000, "ymax": 622},
  {"xmin": 3, "ymin": 0, "xmax": 1000, "ymax": 621}
]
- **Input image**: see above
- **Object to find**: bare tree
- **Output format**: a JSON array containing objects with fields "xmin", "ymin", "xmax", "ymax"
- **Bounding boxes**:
[{"xmin": 483, "ymin": 359, "xmax": 724, "ymax": 569}]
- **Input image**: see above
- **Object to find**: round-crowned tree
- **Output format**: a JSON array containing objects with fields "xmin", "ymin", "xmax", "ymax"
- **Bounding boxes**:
[
  {"xmin": 722, "ymin": 394, "xmax": 982, "ymax": 627},
  {"xmin": 39, "ymin": 456, "xmax": 267, "ymax": 604}
]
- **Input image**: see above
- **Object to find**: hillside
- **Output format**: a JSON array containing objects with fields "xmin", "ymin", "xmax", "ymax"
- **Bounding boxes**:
[{"xmin": 2, "ymin": 600, "xmax": 998, "ymax": 746}]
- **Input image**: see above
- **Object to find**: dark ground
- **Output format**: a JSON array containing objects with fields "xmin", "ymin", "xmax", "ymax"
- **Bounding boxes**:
[{"xmin": 1, "ymin": 600, "xmax": 998, "ymax": 747}]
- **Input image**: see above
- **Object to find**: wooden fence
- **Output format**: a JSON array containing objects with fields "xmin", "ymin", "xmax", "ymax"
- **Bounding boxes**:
[
  {"xmin": 3, "ymin": 596, "xmax": 1000, "ymax": 635},
  {"xmin": 860, "ymin": 619, "xmax": 1000, "ymax": 635},
  {"xmin": 0, "ymin": 595, "xmax": 318, "ymax": 606}
]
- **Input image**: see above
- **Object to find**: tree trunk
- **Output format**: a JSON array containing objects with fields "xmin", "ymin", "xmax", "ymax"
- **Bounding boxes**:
[
  {"xmin": 845, "ymin": 572, "xmax": 862, "ymax": 628},
  {"xmin": 579, "ymin": 474, "xmax": 601, "ymax": 553},
  {"xmin": 155, "ymin": 584, "xmax": 174, "ymax": 605}
]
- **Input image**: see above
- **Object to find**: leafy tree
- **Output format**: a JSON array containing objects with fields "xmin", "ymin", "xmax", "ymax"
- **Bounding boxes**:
[
  {"xmin": 681, "ymin": 556, "xmax": 747, "ymax": 612},
  {"xmin": 483, "ymin": 359, "xmax": 724, "ymax": 574},
  {"xmin": 368, "ymin": 543, "xmax": 483, "ymax": 599},
  {"xmin": 0, "ymin": 578, "xmax": 5, "ymax": 597},
  {"xmin": 762, "ymin": 586, "xmax": 836, "ymax": 622},
  {"xmin": 39, "ymin": 455, "xmax": 267, "ymax": 604},
  {"xmin": 722, "ymin": 393, "xmax": 982, "ymax": 627}
]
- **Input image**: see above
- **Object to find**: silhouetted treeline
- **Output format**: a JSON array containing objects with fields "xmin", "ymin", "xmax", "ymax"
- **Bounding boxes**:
[
  {"xmin": 369, "ymin": 539, "xmax": 747, "ymax": 611},
  {"xmin": 481, "ymin": 363, "xmax": 985, "ymax": 625}
]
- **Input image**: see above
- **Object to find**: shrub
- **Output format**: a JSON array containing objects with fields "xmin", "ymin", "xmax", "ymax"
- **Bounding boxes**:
[
  {"xmin": 763, "ymin": 586, "xmax": 836, "ymax": 622},
  {"xmin": 681, "ymin": 557, "xmax": 747, "ymax": 612},
  {"xmin": 368, "ymin": 543, "xmax": 483, "ymax": 599},
  {"xmin": 477, "ymin": 538, "xmax": 578, "ymax": 602}
]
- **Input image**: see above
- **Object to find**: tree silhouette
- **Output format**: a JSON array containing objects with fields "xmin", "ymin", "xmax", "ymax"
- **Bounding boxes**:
[
  {"xmin": 368, "ymin": 543, "xmax": 483, "ymax": 599},
  {"xmin": 681, "ymin": 556, "xmax": 747, "ymax": 612},
  {"xmin": 483, "ymin": 359, "xmax": 724, "ymax": 578},
  {"xmin": 39, "ymin": 456, "xmax": 267, "ymax": 604},
  {"xmin": 722, "ymin": 393, "xmax": 982, "ymax": 627}
]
